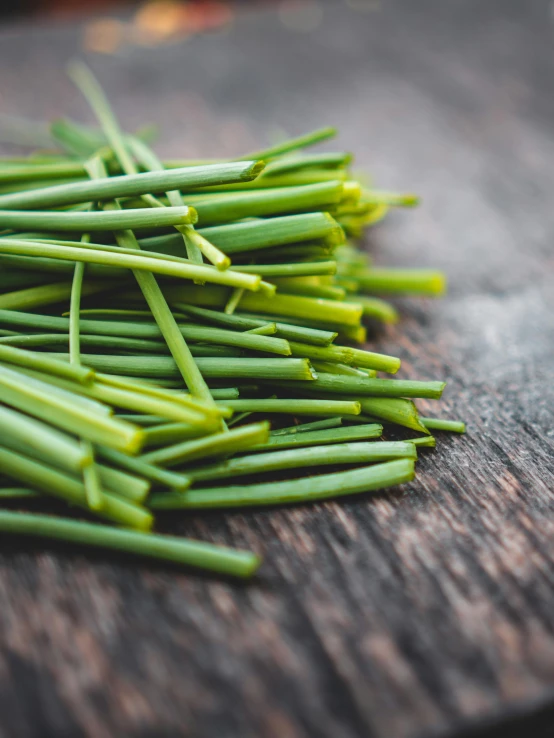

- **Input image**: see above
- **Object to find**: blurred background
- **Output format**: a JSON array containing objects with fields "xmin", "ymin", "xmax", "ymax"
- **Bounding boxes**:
[{"xmin": 0, "ymin": 0, "xmax": 351, "ymax": 55}]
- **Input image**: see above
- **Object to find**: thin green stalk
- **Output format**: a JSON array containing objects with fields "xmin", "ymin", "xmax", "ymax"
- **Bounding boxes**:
[
  {"xmin": 245, "ymin": 324, "xmax": 277, "ymax": 336},
  {"xmin": 0, "ymin": 488, "xmax": 41, "ymax": 500},
  {"xmin": 0, "ymin": 363, "xmax": 144, "ymax": 452},
  {"xmin": 0, "ymin": 206, "xmax": 196, "ymax": 232},
  {"xmin": 357, "ymin": 296, "xmax": 399, "ymax": 324},
  {"xmin": 178, "ymin": 181, "xmax": 343, "ymax": 226},
  {"xmin": 0, "ymin": 332, "xmax": 168, "ymax": 353},
  {"xmin": 0, "ymin": 342, "xmax": 93, "ymax": 384},
  {"xmin": 0, "ymin": 239, "xmax": 261, "ymax": 290},
  {"xmin": 356, "ymin": 398, "xmax": 429, "ymax": 434},
  {"xmin": 0, "ymin": 510, "xmax": 260, "ymax": 578},
  {"xmin": 407, "ymin": 436, "xmax": 437, "ymax": 448},
  {"xmin": 238, "ymin": 261, "xmax": 337, "ymax": 277},
  {"xmin": 237, "ymin": 127, "xmax": 336, "ymax": 161},
  {"xmin": 216, "ymin": 399, "xmax": 361, "ymax": 417},
  {"xmin": 142, "ymin": 423, "xmax": 207, "ymax": 448},
  {"xmin": 46, "ymin": 354, "xmax": 317, "ymax": 382},
  {"xmin": 270, "ymin": 418, "xmax": 342, "ymax": 435},
  {"xmin": 163, "ymin": 285, "xmax": 363, "ymax": 327},
  {"xmin": 420, "ymin": 417, "xmax": 466, "ymax": 433},
  {"xmin": 287, "ymin": 343, "xmax": 400, "ymax": 374},
  {"xmin": 0, "ymin": 446, "xmax": 152, "ymax": 529},
  {"xmin": 96, "ymin": 446, "xmax": 191, "ymax": 491},
  {"xmin": 0, "ymin": 161, "xmax": 87, "ymax": 182},
  {"xmin": 0, "ymin": 280, "xmax": 113, "ymax": 311},
  {"xmin": 81, "ymin": 450, "xmax": 104, "ymax": 511},
  {"xmin": 261, "ymin": 152, "xmax": 352, "ymax": 173},
  {"xmin": 0, "ymin": 161, "xmax": 264, "ymax": 210},
  {"xmin": 251, "ymin": 423, "xmax": 382, "ymax": 452},
  {"xmin": 0, "ymin": 403, "xmax": 90, "ymax": 471},
  {"xmin": 173, "ymin": 303, "xmax": 337, "ymax": 346},
  {"xmin": 226, "ymin": 411, "xmax": 254, "ymax": 428},
  {"xmin": 69, "ymin": 244, "xmax": 105, "ymax": 511},
  {"xmin": 224, "ymin": 287, "xmax": 244, "ymax": 315},
  {"xmin": 0, "ymin": 432, "xmax": 150, "ymax": 503},
  {"xmin": 140, "ymin": 211, "xmax": 343, "ymax": 257},
  {"xmin": 310, "ymin": 361, "xmax": 372, "ymax": 378},
  {"xmin": 142, "ymin": 421, "xmax": 270, "ymax": 468},
  {"xmin": 150, "ymin": 458, "xmax": 415, "ymax": 509},
  {"xmin": 350, "ymin": 268, "xmax": 447, "ymax": 297},
  {"xmin": 277, "ymin": 373, "xmax": 445, "ymax": 399},
  {"xmin": 187, "ymin": 441, "xmax": 417, "ymax": 483},
  {"xmin": 16, "ymin": 366, "xmax": 216, "ymax": 427}
]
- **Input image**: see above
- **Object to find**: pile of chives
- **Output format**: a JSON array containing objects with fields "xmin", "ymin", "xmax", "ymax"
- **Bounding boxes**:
[{"xmin": 0, "ymin": 64, "xmax": 464, "ymax": 578}]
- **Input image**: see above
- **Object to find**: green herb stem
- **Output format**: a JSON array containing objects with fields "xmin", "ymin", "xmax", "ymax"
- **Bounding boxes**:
[
  {"xmin": 150, "ymin": 458, "xmax": 415, "ymax": 509},
  {"xmin": 0, "ymin": 510, "xmax": 260, "ymax": 578},
  {"xmin": 188, "ymin": 441, "xmax": 417, "ymax": 483},
  {"xmin": 420, "ymin": 416, "xmax": 466, "ymax": 433},
  {"xmin": 0, "ymin": 446, "xmax": 152, "ymax": 529},
  {"xmin": 217, "ymin": 399, "xmax": 361, "ymax": 417},
  {"xmin": 142, "ymin": 421, "xmax": 270, "ymax": 468}
]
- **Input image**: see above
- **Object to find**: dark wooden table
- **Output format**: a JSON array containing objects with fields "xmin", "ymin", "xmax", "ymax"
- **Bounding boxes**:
[{"xmin": 1, "ymin": 1, "xmax": 554, "ymax": 736}]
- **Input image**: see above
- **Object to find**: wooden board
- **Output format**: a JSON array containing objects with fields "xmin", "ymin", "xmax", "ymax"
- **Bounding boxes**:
[{"xmin": 0, "ymin": 1, "xmax": 553, "ymax": 736}]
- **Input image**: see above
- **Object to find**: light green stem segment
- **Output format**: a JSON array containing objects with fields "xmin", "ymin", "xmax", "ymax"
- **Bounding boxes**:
[
  {"xmin": 70, "ymin": 233, "xmax": 103, "ymax": 512},
  {"xmin": 351, "ymin": 268, "xmax": 446, "ymax": 297},
  {"xmin": 287, "ymin": 343, "xmax": 400, "ymax": 374},
  {"xmin": 0, "ymin": 363, "xmax": 143, "ymax": 453},
  {"xmin": 270, "ymin": 418, "xmax": 342, "ymax": 435},
  {"xmin": 251, "ymin": 423, "xmax": 382, "ymax": 452},
  {"xmin": 173, "ymin": 303, "xmax": 337, "ymax": 346},
  {"xmin": 407, "ymin": 436, "xmax": 437, "ymax": 448},
  {"xmin": 0, "ymin": 310, "xmax": 288, "ymax": 354},
  {"xmin": 188, "ymin": 441, "xmax": 417, "ymax": 483},
  {"xmin": 420, "ymin": 416, "xmax": 466, "ymax": 433},
  {"xmin": 0, "ymin": 239, "xmax": 260, "ymax": 291},
  {"xmin": 277, "ymin": 373, "xmax": 446, "ymax": 399},
  {"xmin": 142, "ymin": 421, "xmax": 270, "ymax": 468},
  {"xmin": 0, "ymin": 342, "xmax": 92, "ymax": 384},
  {"xmin": 142, "ymin": 422, "xmax": 207, "ymax": 447},
  {"xmin": 0, "ymin": 161, "xmax": 263, "ymax": 210},
  {"xmin": 0, "ymin": 403, "xmax": 89, "ymax": 471},
  {"xmin": 357, "ymin": 296, "xmax": 399, "ymax": 324},
  {"xmin": 180, "ymin": 181, "xmax": 343, "ymax": 226},
  {"xmin": 216, "ymin": 399, "xmax": 361, "ymax": 417},
  {"xmin": 140, "ymin": 211, "xmax": 343, "ymax": 256},
  {"xmin": 0, "ymin": 280, "xmax": 112, "ymax": 311},
  {"xmin": 150, "ymin": 458, "xmax": 415, "ymax": 509},
  {"xmin": 0, "ymin": 446, "xmax": 152, "ymax": 529},
  {"xmin": 164, "ymin": 285, "xmax": 363, "ymax": 327},
  {"xmin": 0, "ymin": 422, "xmax": 151, "ymax": 504},
  {"xmin": 95, "ymin": 446, "xmax": 191, "ymax": 491},
  {"xmin": 0, "ymin": 206, "xmax": 196, "ymax": 231},
  {"xmin": 0, "ymin": 510, "xmax": 261, "ymax": 578},
  {"xmin": 237, "ymin": 127, "xmax": 337, "ymax": 161},
  {"xmin": 45, "ymin": 354, "xmax": 317, "ymax": 382},
  {"xmin": 81, "ymin": 447, "xmax": 104, "ymax": 511},
  {"xmin": 356, "ymin": 398, "xmax": 429, "ymax": 434}
]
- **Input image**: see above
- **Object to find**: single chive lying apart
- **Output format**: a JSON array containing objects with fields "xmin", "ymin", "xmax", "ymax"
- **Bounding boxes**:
[{"xmin": 0, "ymin": 63, "xmax": 463, "ymax": 578}]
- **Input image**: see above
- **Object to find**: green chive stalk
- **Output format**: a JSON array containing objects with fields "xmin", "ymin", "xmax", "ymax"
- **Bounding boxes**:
[
  {"xmin": 0, "ymin": 511, "xmax": 260, "ymax": 578},
  {"xmin": 150, "ymin": 458, "xmax": 415, "ymax": 509},
  {"xmin": 188, "ymin": 441, "xmax": 417, "ymax": 483}
]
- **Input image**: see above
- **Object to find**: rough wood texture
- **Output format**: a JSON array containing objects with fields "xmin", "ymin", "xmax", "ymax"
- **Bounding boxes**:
[{"xmin": 1, "ymin": 1, "xmax": 554, "ymax": 736}]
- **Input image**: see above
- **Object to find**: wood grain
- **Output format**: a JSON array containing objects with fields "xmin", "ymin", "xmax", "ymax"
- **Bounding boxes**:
[{"xmin": 0, "ymin": 1, "xmax": 553, "ymax": 736}]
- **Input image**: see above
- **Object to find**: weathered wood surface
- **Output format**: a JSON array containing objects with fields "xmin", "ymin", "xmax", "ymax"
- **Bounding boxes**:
[{"xmin": 0, "ymin": 1, "xmax": 554, "ymax": 736}]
